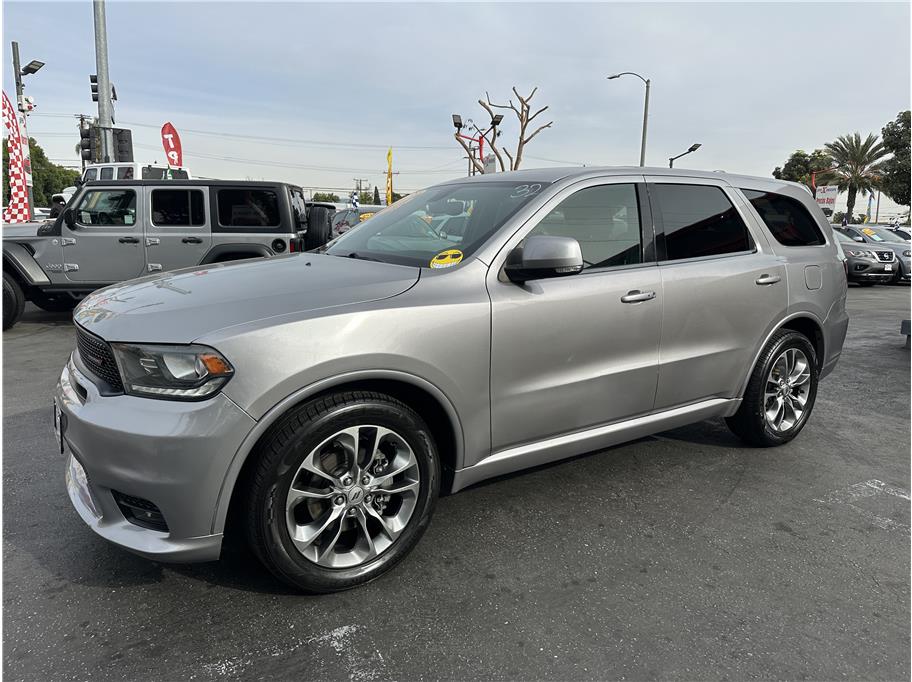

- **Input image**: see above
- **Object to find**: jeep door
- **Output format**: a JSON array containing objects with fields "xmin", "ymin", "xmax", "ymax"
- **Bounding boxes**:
[
  {"xmin": 62, "ymin": 185, "xmax": 146, "ymax": 283},
  {"xmin": 144, "ymin": 186, "xmax": 212, "ymax": 272},
  {"xmin": 645, "ymin": 177, "xmax": 788, "ymax": 409},
  {"xmin": 488, "ymin": 177, "xmax": 662, "ymax": 451}
]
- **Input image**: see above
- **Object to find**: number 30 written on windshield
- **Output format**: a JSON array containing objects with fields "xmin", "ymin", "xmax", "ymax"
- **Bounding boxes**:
[{"xmin": 510, "ymin": 183, "xmax": 543, "ymax": 199}]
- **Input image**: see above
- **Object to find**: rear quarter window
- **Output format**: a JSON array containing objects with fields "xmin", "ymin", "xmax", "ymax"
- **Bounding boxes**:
[
  {"xmin": 741, "ymin": 189, "xmax": 825, "ymax": 246},
  {"xmin": 216, "ymin": 189, "xmax": 281, "ymax": 229}
]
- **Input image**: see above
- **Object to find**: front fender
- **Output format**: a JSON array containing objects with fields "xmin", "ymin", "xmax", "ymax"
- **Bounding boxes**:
[{"xmin": 2, "ymin": 242, "xmax": 50, "ymax": 285}]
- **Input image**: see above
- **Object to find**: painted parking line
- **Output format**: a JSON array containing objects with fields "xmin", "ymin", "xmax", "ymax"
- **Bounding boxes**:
[{"xmin": 814, "ymin": 479, "xmax": 911, "ymax": 534}]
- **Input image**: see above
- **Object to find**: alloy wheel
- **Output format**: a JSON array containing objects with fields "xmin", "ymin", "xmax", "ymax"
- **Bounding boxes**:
[
  {"xmin": 285, "ymin": 425, "xmax": 420, "ymax": 568},
  {"xmin": 764, "ymin": 348, "xmax": 811, "ymax": 432}
]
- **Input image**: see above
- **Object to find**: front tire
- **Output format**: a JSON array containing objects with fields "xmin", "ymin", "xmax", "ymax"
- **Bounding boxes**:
[
  {"xmin": 726, "ymin": 330, "xmax": 819, "ymax": 447},
  {"xmin": 244, "ymin": 391, "xmax": 440, "ymax": 593},
  {"xmin": 3, "ymin": 271, "xmax": 25, "ymax": 330}
]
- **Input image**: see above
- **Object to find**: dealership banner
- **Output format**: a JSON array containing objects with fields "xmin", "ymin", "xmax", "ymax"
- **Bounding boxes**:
[
  {"xmin": 815, "ymin": 185, "xmax": 839, "ymax": 212},
  {"xmin": 2, "ymin": 91, "xmax": 31, "ymax": 223},
  {"xmin": 161, "ymin": 122, "xmax": 183, "ymax": 167}
]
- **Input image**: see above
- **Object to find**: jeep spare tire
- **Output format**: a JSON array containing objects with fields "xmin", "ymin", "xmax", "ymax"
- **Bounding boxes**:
[{"xmin": 305, "ymin": 206, "xmax": 332, "ymax": 250}]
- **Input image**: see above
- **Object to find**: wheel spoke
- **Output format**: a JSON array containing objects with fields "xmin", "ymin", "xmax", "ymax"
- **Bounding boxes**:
[
  {"xmin": 377, "ymin": 478, "xmax": 420, "ymax": 496},
  {"xmin": 286, "ymin": 485, "xmax": 334, "ymax": 512},
  {"xmin": 372, "ymin": 448, "xmax": 418, "ymax": 488},
  {"xmin": 363, "ymin": 502, "xmax": 402, "ymax": 541},
  {"xmin": 316, "ymin": 515, "xmax": 346, "ymax": 563},
  {"xmin": 362, "ymin": 426, "xmax": 396, "ymax": 475},
  {"xmin": 290, "ymin": 504, "xmax": 344, "ymax": 552},
  {"xmin": 354, "ymin": 507, "xmax": 377, "ymax": 559},
  {"xmin": 300, "ymin": 449, "xmax": 342, "ymax": 488}
]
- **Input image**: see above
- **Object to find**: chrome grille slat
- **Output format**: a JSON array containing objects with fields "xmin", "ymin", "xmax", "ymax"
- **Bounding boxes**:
[{"xmin": 75, "ymin": 326, "xmax": 124, "ymax": 392}]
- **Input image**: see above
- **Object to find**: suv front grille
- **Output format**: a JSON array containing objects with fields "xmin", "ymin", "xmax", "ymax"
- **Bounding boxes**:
[
  {"xmin": 875, "ymin": 250, "xmax": 894, "ymax": 262},
  {"xmin": 75, "ymin": 326, "xmax": 124, "ymax": 392},
  {"xmin": 111, "ymin": 490, "xmax": 169, "ymax": 532}
]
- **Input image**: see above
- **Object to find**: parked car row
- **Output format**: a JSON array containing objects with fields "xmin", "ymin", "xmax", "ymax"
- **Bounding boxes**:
[{"xmin": 833, "ymin": 225, "xmax": 911, "ymax": 286}]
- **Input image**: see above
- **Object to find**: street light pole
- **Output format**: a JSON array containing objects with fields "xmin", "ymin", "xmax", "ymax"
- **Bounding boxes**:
[
  {"xmin": 668, "ymin": 143, "xmax": 702, "ymax": 168},
  {"xmin": 608, "ymin": 72, "xmax": 650, "ymax": 167},
  {"xmin": 11, "ymin": 41, "xmax": 36, "ymax": 220},
  {"xmin": 92, "ymin": 0, "xmax": 115, "ymax": 163}
]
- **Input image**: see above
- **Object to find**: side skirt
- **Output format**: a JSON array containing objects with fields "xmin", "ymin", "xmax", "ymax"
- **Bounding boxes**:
[{"xmin": 451, "ymin": 397, "xmax": 740, "ymax": 492}]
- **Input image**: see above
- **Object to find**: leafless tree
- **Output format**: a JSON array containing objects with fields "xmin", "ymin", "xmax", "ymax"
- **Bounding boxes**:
[{"xmin": 453, "ymin": 87, "xmax": 553, "ymax": 173}]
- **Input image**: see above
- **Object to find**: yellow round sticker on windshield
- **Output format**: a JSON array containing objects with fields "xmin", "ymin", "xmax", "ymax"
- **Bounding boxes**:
[{"xmin": 430, "ymin": 249, "xmax": 464, "ymax": 269}]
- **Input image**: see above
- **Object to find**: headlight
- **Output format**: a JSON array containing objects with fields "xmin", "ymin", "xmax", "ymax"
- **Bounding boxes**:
[
  {"xmin": 110, "ymin": 343, "xmax": 234, "ymax": 400},
  {"xmin": 846, "ymin": 250, "xmax": 872, "ymax": 257}
]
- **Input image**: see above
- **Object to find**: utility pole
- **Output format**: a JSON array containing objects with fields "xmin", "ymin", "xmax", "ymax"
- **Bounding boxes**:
[
  {"xmin": 11, "ymin": 41, "xmax": 35, "ymax": 219},
  {"xmin": 92, "ymin": 0, "xmax": 115, "ymax": 162}
]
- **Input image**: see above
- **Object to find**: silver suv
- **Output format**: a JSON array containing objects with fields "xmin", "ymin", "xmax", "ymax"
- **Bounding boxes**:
[{"xmin": 56, "ymin": 168, "xmax": 849, "ymax": 592}]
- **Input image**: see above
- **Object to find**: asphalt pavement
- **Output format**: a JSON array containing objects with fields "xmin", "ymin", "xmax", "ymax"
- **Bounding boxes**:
[{"xmin": 3, "ymin": 286, "xmax": 910, "ymax": 681}]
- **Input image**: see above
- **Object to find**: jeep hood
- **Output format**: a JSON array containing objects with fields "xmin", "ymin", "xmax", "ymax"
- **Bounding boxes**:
[
  {"xmin": 3, "ymin": 221, "xmax": 46, "ymax": 239},
  {"xmin": 74, "ymin": 254, "xmax": 420, "ymax": 343}
]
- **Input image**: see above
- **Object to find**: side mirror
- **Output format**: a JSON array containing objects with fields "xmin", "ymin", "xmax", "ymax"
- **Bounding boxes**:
[
  {"xmin": 504, "ymin": 235, "xmax": 584, "ymax": 284},
  {"xmin": 63, "ymin": 208, "xmax": 76, "ymax": 230}
]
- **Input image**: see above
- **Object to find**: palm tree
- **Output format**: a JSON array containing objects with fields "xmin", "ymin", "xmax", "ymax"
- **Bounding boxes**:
[{"xmin": 824, "ymin": 133, "xmax": 888, "ymax": 223}]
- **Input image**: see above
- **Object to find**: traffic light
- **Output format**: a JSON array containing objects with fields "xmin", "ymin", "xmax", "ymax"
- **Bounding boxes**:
[
  {"xmin": 90, "ymin": 74, "xmax": 98, "ymax": 102},
  {"xmin": 79, "ymin": 124, "xmax": 99, "ymax": 163},
  {"xmin": 112, "ymin": 128, "xmax": 133, "ymax": 162}
]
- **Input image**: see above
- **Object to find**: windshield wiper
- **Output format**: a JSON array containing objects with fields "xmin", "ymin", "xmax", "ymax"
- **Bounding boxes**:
[{"xmin": 344, "ymin": 251, "xmax": 384, "ymax": 263}]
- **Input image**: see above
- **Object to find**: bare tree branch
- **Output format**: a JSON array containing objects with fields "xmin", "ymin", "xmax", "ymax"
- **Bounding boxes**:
[
  {"xmin": 477, "ymin": 99, "xmax": 508, "ymax": 172},
  {"xmin": 528, "ymin": 105, "xmax": 549, "ymax": 122},
  {"xmin": 453, "ymin": 132, "xmax": 485, "ymax": 174},
  {"xmin": 523, "ymin": 121, "xmax": 553, "ymax": 145}
]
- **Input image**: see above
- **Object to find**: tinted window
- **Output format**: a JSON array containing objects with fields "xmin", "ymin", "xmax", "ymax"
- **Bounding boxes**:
[
  {"xmin": 75, "ymin": 189, "xmax": 136, "ymax": 226},
  {"xmin": 151, "ymin": 190, "xmax": 205, "ymax": 226},
  {"xmin": 99, "ymin": 167, "xmax": 114, "ymax": 180},
  {"xmin": 741, "ymin": 189, "xmax": 825, "ymax": 246},
  {"xmin": 217, "ymin": 189, "xmax": 280, "ymax": 227},
  {"xmin": 83, "ymin": 168, "xmax": 97, "ymax": 181},
  {"xmin": 289, "ymin": 187, "xmax": 307, "ymax": 227},
  {"xmin": 653, "ymin": 184, "xmax": 753, "ymax": 261},
  {"xmin": 528, "ymin": 184, "xmax": 641, "ymax": 270},
  {"xmin": 116, "ymin": 167, "xmax": 134, "ymax": 180}
]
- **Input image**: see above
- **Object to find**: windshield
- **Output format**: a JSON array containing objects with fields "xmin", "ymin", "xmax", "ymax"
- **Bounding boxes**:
[
  {"xmin": 324, "ymin": 181, "xmax": 551, "ymax": 268},
  {"xmin": 860, "ymin": 227, "xmax": 904, "ymax": 243}
]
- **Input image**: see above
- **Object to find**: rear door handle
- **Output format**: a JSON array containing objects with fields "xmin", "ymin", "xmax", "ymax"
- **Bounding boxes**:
[
  {"xmin": 118, "ymin": 236, "xmax": 139, "ymax": 244},
  {"xmin": 755, "ymin": 274, "xmax": 781, "ymax": 285},
  {"xmin": 621, "ymin": 290, "xmax": 656, "ymax": 304},
  {"xmin": 182, "ymin": 237, "xmax": 203, "ymax": 244}
]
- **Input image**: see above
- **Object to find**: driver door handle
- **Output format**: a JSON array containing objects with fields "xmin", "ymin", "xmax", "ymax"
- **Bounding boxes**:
[
  {"xmin": 182, "ymin": 237, "xmax": 203, "ymax": 244},
  {"xmin": 621, "ymin": 290, "xmax": 656, "ymax": 304},
  {"xmin": 118, "ymin": 236, "xmax": 139, "ymax": 244},
  {"xmin": 755, "ymin": 274, "xmax": 781, "ymax": 286}
]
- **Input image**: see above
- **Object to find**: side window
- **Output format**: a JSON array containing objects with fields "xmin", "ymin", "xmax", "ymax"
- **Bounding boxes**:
[
  {"xmin": 741, "ymin": 189, "xmax": 825, "ymax": 246},
  {"xmin": 83, "ymin": 168, "xmax": 97, "ymax": 182},
  {"xmin": 653, "ymin": 184, "xmax": 753, "ymax": 261},
  {"xmin": 99, "ymin": 167, "xmax": 114, "ymax": 180},
  {"xmin": 217, "ymin": 189, "xmax": 280, "ymax": 228},
  {"xmin": 527, "ymin": 184, "xmax": 642, "ymax": 270},
  {"xmin": 75, "ymin": 189, "xmax": 137, "ymax": 227},
  {"xmin": 151, "ymin": 189, "xmax": 206, "ymax": 226},
  {"xmin": 289, "ymin": 188, "xmax": 307, "ymax": 227},
  {"xmin": 116, "ymin": 167, "xmax": 134, "ymax": 180}
]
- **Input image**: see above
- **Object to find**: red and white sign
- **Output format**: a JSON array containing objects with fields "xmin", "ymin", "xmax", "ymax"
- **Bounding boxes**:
[
  {"xmin": 815, "ymin": 185, "xmax": 839, "ymax": 211},
  {"xmin": 160, "ymin": 122, "xmax": 182, "ymax": 167},
  {"xmin": 3, "ymin": 90, "xmax": 31, "ymax": 223}
]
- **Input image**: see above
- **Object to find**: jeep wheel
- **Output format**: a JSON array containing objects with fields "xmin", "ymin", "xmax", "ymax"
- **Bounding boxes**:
[
  {"xmin": 244, "ymin": 391, "xmax": 440, "ymax": 593},
  {"xmin": 3, "ymin": 271, "xmax": 25, "ymax": 330},
  {"xmin": 305, "ymin": 206, "xmax": 332, "ymax": 250},
  {"xmin": 32, "ymin": 292, "xmax": 78, "ymax": 313},
  {"xmin": 726, "ymin": 330, "xmax": 819, "ymax": 447}
]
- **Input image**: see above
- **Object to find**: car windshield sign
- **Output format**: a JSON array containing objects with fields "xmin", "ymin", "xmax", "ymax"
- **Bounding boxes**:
[{"xmin": 324, "ymin": 181, "xmax": 551, "ymax": 268}]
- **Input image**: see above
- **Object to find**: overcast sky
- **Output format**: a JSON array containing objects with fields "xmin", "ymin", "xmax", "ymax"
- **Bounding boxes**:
[{"xmin": 3, "ymin": 1, "xmax": 910, "ymax": 196}]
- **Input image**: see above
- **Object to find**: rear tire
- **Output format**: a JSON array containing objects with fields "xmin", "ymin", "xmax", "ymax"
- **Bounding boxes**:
[
  {"xmin": 305, "ymin": 206, "xmax": 331, "ymax": 250},
  {"xmin": 726, "ymin": 330, "xmax": 819, "ymax": 447},
  {"xmin": 243, "ymin": 391, "xmax": 440, "ymax": 593},
  {"xmin": 3, "ymin": 271, "xmax": 25, "ymax": 330}
]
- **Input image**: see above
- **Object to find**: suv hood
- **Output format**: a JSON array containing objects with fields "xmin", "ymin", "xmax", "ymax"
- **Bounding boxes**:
[
  {"xmin": 74, "ymin": 254, "xmax": 420, "ymax": 343},
  {"xmin": 3, "ymin": 221, "xmax": 46, "ymax": 239}
]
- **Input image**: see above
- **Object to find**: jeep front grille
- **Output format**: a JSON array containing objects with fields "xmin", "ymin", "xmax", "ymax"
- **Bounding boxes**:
[{"xmin": 75, "ymin": 326, "xmax": 124, "ymax": 392}]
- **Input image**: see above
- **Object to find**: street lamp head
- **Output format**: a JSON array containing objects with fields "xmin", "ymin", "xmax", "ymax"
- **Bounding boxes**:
[
  {"xmin": 21, "ymin": 60, "xmax": 44, "ymax": 75},
  {"xmin": 491, "ymin": 114, "xmax": 504, "ymax": 126},
  {"xmin": 688, "ymin": 143, "xmax": 702, "ymax": 153},
  {"xmin": 452, "ymin": 114, "xmax": 463, "ymax": 130},
  {"xmin": 607, "ymin": 74, "xmax": 621, "ymax": 80}
]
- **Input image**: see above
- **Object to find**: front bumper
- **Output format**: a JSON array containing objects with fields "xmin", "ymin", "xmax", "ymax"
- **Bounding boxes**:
[{"xmin": 57, "ymin": 355, "xmax": 256, "ymax": 562}]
